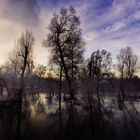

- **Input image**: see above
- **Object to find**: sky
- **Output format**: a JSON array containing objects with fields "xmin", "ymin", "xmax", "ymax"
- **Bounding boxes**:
[{"xmin": 0, "ymin": 0, "xmax": 140, "ymax": 66}]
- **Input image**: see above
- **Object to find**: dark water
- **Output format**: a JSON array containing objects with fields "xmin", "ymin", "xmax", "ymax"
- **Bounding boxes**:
[{"xmin": 0, "ymin": 92, "xmax": 140, "ymax": 140}]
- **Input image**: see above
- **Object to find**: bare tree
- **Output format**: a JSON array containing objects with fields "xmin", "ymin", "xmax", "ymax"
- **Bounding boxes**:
[
  {"xmin": 117, "ymin": 47, "xmax": 138, "ymax": 79},
  {"xmin": 117, "ymin": 46, "xmax": 138, "ymax": 96},
  {"xmin": 10, "ymin": 31, "xmax": 34, "ymax": 79},
  {"xmin": 88, "ymin": 49, "xmax": 112, "ymax": 78},
  {"xmin": 88, "ymin": 49, "xmax": 112, "ymax": 114},
  {"xmin": 10, "ymin": 30, "xmax": 35, "ymax": 140},
  {"xmin": 43, "ymin": 6, "xmax": 84, "ymax": 99},
  {"xmin": 43, "ymin": 7, "xmax": 84, "ymax": 131}
]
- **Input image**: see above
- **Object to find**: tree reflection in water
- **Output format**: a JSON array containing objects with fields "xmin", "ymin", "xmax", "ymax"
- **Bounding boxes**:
[{"xmin": 1, "ymin": 92, "xmax": 140, "ymax": 140}]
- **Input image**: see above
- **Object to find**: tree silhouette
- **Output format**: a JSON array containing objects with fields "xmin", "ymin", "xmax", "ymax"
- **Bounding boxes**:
[
  {"xmin": 117, "ymin": 46, "xmax": 138, "ymax": 97},
  {"xmin": 9, "ymin": 30, "xmax": 35, "ymax": 140},
  {"xmin": 88, "ymin": 49, "xmax": 112, "ymax": 79},
  {"xmin": 88, "ymin": 49, "xmax": 112, "ymax": 115},
  {"xmin": 44, "ymin": 6, "xmax": 84, "ymax": 99},
  {"xmin": 117, "ymin": 47, "xmax": 138, "ymax": 79}
]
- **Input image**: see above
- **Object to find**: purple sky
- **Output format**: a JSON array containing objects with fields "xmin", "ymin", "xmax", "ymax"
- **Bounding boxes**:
[{"xmin": 0, "ymin": 0, "xmax": 140, "ymax": 65}]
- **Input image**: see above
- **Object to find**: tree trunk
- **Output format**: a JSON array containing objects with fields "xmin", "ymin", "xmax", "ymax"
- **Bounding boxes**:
[
  {"xmin": 59, "ymin": 65, "xmax": 62, "ymax": 131},
  {"xmin": 97, "ymin": 79, "xmax": 101, "ymax": 115},
  {"xmin": 57, "ymin": 42, "xmax": 74, "ymax": 99},
  {"xmin": 17, "ymin": 46, "xmax": 28, "ymax": 140}
]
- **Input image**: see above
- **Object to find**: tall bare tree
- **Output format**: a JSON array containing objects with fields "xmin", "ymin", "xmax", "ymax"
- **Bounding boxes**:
[
  {"xmin": 88, "ymin": 49, "xmax": 112, "ymax": 114},
  {"xmin": 10, "ymin": 31, "xmax": 34, "ymax": 79},
  {"xmin": 117, "ymin": 47, "xmax": 138, "ymax": 79},
  {"xmin": 43, "ymin": 6, "xmax": 84, "ymax": 99},
  {"xmin": 117, "ymin": 46, "xmax": 138, "ymax": 96},
  {"xmin": 10, "ymin": 30, "xmax": 34, "ymax": 140},
  {"xmin": 88, "ymin": 49, "xmax": 112, "ymax": 79}
]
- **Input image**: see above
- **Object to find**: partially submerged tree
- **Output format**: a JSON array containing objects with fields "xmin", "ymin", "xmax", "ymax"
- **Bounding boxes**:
[
  {"xmin": 10, "ymin": 30, "xmax": 35, "ymax": 139},
  {"xmin": 117, "ymin": 46, "xmax": 138, "ymax": 96},
  {"xmin": 43, "ymin": 7, "xmax": 85, "ymax": 131},
  {"xmin": 88, "ymin": 49, "xmax": 112, "ymax": 114},
  {"xmin": 44, "ymin": 6, "xmax": 84, "ymax": 99}
]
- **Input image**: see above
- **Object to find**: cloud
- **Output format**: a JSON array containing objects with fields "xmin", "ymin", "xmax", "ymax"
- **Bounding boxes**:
[
  {"xmin": 134, "ymin": 11, "xmax": 140, "ymax": 19},
  {"xmin": 0, "ymin": 0, "xmax": 44, "ymax": 65},
  {"xmin": 102, "ymin": 21, "xmax": 127, "ymax": 33},
  {"xmin": 76, "ymin": 0, "xmax": 140, "ymax": 64},
  {"xmin": 0, "ymin": 0, "xmax": 140, "ymax": 66},
  {"xmin": 0, "ymin": 0, "xmax": 39, "ymax": 26}
]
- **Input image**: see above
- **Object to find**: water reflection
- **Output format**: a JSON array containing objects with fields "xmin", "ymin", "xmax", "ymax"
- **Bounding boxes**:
[
  {"xmin": 0, "ymin": 92, "xmax": 140, "ymax": 140},
  {"xmin": 29, "ymin": 93, "xmax": 62, "ymax": 123}
]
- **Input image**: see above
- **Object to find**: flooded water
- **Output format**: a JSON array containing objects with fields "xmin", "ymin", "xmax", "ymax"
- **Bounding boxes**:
[{"xmin": 0, "ymin": 92, "xmax": 140, "ymax": 140}]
